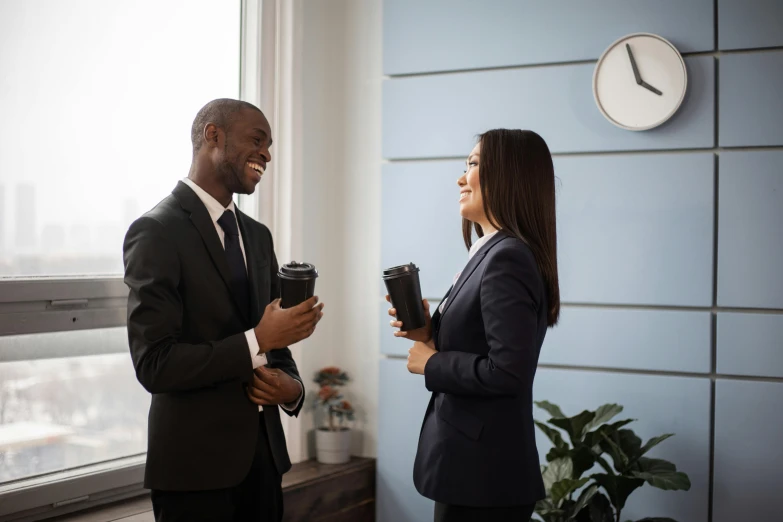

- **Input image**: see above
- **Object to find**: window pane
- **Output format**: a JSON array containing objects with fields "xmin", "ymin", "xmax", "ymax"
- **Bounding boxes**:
[
  {"xmin": 0, "ymin": 326, "xmax": 128, "ymax": 363},
  {"xmin": 0, "ymin": 350, "xmax": 148, "ymax": 484},
  {"xmin": 0, "ymin": 0, "xmax": 241, "ymax": 279}
]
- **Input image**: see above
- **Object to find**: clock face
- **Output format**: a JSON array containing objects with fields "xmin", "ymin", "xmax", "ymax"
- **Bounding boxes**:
[{"xmin": 593, "ymin": 33, "xmax": 688, "ymax": 131}]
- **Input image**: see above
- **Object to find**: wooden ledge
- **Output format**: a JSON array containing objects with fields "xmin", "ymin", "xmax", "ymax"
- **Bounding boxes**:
[{"xmin": 51, "ymin": 457, "xmax": 376, "ymax": 522}]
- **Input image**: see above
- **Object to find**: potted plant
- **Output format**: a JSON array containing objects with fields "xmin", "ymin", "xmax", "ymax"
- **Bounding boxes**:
[
  {"xmin": 533, "ymin": 401, "xmax": 691, "ymax": 522},
  {"xmin": 313, "ymin": 366, "xmax": 355, "ymax": 464}
]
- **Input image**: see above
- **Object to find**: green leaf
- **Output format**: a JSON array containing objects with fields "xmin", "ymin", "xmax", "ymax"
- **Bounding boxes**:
[
  {"xmin": 534, "ymin": 498, "xmax": 560, "ymax": 517},
  {"xmin": 535, "ymin": 498, "xmax": 554, "ymax": 511},
  {"xmin": 632, "ymin": 457, "xmax": 675, "ymax": 474},
  {"xmin": 594, "ymin": 455, "xmax": 615, "ymax": 474},
  {"xmin": 585, "ymin": 419, "xmax": 635, "ymax": 448},
  {"xmin": 631, "ymin": 457, "xmax": 691, "ymax": 491},
  {"xmin": 534, "ymin": 498, "xmax": 566, "ymax": 520},
  {"xmin": 639, "ymin": 434, "xmax": 675, "ymax": 456},
  {"xmin": 599, "ymin": 433, "xmax": 631, "ymax": 470},
  {"xmin": 616, "ymin": 429, "xmax": 642, "ymax": 460},
  {"xmin": 547, "ymin": 445, "xmax": 571, "ymax": 463},
  {"xmin": 591, "ymin": 473, "xmax": 645, "ymax": 511},
  {"xmin": 570, "ymin": 484, "xmax": 599, "ymax": 519},
  {"xmin": 570, "ymin": 444, "xmax": 599, "ymax": 479},
  {"xmin": 581, "ymin": 492, "xmax": 614, "ymax": 522},
  {"xmin": 542, "ymin": 458, "xmax": 573, "ymax": 492},
  {"xmin": 536, "ymin": 400, "xmax": 567, "ymax": 418},
  {"xmin": 583, "ymin": 404, "xmax": 624, "ymax": 433},
  {"xmin": 536, "ymin": 420, "xmax": 569, "ymax": 449},
  {"xmin": 600, "ymin": 429, "xmax": 642, "ymax": 472},
  {"xmin": 551, "ymin": 477, "xmax": 589, "ymax": 505},
  {"xmin": 551, "ymin": 410, "xmax": 596, "ymax": 443}
]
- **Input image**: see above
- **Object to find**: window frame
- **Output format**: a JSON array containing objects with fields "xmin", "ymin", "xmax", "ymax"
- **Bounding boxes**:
[
  {"xmin": 0, "ymin": 0, "xmax": 261, "ymax": 518},
  {"xmin": 0, "ymin": 278, "xmax": 129, "ymax": 337}
]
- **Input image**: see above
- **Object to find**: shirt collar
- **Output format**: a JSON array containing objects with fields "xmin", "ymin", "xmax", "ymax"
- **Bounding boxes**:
[
  {"xmin": 468, "ymin": 230, "xmax": 499, "ymax": 260},
  {"xmin": 182, "ymin": 178, "xmax": 236, "ymax": 225}
]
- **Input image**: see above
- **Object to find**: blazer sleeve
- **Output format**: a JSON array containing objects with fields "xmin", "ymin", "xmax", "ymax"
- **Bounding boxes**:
[
  {"xmin": 424, "ymin": 244, "xmax": 541, "ymax": 397},
  {"xmin": 124, "ymin": 216, "xmax": 253, "ymax": 394},
  {"xmin": 263, "ymin": 231, "xmax": 306, "ymax": 417}
]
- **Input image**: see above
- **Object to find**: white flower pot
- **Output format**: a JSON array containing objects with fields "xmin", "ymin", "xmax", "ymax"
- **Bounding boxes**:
[{"xmin": 315, "ymin": 427, "xmax": 351, "ymax": 464}]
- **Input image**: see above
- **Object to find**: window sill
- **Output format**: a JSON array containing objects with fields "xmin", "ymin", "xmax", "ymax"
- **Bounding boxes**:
[
  {"xmin": 0, "ymin": 455, "xmax": 146, "ymax": 522},
  {"xmin": 37, "ymin": 457, "xmax": 377, "ymax": 522}
]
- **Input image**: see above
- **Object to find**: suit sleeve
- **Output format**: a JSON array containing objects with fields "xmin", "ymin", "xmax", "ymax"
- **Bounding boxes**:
[
  {"xmin": 263, "ymin": 230, "xmax": 306, "ymax": 417},
  {"xmin": 124, "ymin": 217, "xmax": 253, "ymax": 394},
  {"xmin": 424, "ymin": 245, "xmax": 541, "ymax": 397}
]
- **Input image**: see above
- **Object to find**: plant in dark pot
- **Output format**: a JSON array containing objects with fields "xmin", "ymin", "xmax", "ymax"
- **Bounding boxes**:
[
  {"xmin": 532, "ymin": 401, "xmax": 691, "ymax": 522},
  {"xmin": 313, "ymin": 366, "xmax": 355, "ymax": 464}
]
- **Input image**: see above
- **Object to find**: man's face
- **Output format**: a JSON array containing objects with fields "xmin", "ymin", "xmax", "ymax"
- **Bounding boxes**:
[{"xmin": 216, "ymin": 108, "xmax": 273, "ymax": 195}]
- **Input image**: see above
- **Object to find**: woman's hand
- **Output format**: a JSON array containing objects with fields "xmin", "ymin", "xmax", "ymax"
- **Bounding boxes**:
[
  {"xmin": 386, "ymin": 295, "xmax": 433, "ymax": 342},
  {"xmin": 407, "ymin": 341, "xmax": 437, "ymax": 375}
]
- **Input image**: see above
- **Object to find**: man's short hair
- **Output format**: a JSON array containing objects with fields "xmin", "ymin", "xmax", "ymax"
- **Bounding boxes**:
[{"xmin": 190, "ymin": 99, "xmax": 262, "ymax": 154}]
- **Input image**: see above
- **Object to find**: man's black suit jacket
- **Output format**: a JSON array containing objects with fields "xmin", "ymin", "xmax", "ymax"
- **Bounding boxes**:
[
  {"xmin": 123, "ymin": 181, "xmax": 303, "ymax": 492},
  {"xmin": 413, "ymin": 231, "xmax": 547, "ymax": 507}
]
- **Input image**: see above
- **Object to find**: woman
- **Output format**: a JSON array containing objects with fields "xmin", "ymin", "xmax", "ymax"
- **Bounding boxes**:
[{"xmin": 387, "ymin": 129, "xmax": 560, "ymax": 521}]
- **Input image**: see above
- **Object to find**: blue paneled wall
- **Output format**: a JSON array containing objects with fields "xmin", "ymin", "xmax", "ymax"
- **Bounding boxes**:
[
  {"xmin": 378, "ymin": 2, "xmax": 783, "ymax": 521},
  {"xmin": 383, "ymin": 57, "xmax": 715, "ymax": 158}
]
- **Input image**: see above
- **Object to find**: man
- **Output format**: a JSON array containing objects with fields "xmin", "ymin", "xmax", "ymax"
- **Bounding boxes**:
[{"xmin": 123, "ymin": 98, "xmax": 323, "ymax": 521}]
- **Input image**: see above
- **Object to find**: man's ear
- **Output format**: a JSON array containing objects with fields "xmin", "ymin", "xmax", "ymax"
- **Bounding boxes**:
[{"xmin": 203, "ymin": 123, "xmax": 222, "ymax": 148}]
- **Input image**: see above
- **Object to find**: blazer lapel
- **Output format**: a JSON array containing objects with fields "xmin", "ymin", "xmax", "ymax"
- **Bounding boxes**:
[
  {"xmin": 172, "ymin": 181, "xmax": 249, "ymax": 321},
  {"xmin": 439, "ymin": 232, "xmax": 507, "ymax": 321},
  {"xmin": 432, "ymin": 285, "xmax": 452, "ymax": 348}
]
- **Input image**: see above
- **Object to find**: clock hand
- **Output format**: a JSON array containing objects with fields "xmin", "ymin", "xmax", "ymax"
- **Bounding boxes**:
[
  {"xmin": 625, "ymin": 43, "xmax": 642, "ymax": 84},
  {"xmin": 640, "ymin": 80, "xmax": 663, "ymax": 96}
]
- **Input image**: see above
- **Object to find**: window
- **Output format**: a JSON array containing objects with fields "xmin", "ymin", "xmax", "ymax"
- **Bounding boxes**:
[
  {"xmin": 0, "ymin": 0, "xmax": 241, "ymax": 279},
  {"xmin": 0, "ymin": 0, "xmax": 244, "ymax": 518},
  {"xmin": 0, "ymin": 331, "xmax": 148, "ymax": 484}
]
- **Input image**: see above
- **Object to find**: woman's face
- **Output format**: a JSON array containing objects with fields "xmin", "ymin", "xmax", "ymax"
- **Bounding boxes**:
[{"xmin": 458, "ymin": 141, "xmax": 490, "ymax": 228}]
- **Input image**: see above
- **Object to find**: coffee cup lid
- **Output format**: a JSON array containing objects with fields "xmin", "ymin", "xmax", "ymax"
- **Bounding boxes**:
[
  {"xmin": 382, "ymin": 263, "xmax": 419, "ymax": 279},
  {"xmin": 279, "ymin": 261, "xmax": 318, "ymax": 280}
]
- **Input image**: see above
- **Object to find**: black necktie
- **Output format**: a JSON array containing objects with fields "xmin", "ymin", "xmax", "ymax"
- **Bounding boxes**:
[{"xmin": 217, "ymin": 210, "xmax": 250, "ymax": 315}]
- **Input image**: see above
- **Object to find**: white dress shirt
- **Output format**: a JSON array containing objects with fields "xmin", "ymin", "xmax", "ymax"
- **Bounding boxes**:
[
  {"xmin": 438, "ymin": 230, "xmax": 499, "ymax": 314},
  {"xmin": 182, "ymin": 178, "xmax": 302, "ymax": 412}
]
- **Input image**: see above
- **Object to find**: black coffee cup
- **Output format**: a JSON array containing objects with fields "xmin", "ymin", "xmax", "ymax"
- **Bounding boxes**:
[
  {"xmin": 383, "ymin": 263, "xmax": 426, "ymax": 331},
  {"xmin": 279, "ymin": 261, "xmax": 318, "ymax": 309}
]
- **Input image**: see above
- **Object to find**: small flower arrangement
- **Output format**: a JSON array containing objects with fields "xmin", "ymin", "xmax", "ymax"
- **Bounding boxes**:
[{"xmin": 313, "ymin": 366, "xmax": 355, "ymax": 431}]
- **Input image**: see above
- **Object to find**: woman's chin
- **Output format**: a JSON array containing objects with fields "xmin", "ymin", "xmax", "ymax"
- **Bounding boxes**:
[{"xmin": 459, "ymin": 206, "xmax": 477, "ymax": 221}]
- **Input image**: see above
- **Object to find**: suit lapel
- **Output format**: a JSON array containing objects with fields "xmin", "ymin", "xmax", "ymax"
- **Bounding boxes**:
[
  {"xmin": 431, "ymin": 285, "xmax": 452, "ymax": 348},
  {"xmin": 439, "ymin": 232, "xmax": 507, "ymax": 321},
  {"xmin": 237, "ymin": 209, "xmax": 262, "ymax": 323},
  {"xmin": 173, "ymin": 182, "xmax": 249, "ymax": 322}
]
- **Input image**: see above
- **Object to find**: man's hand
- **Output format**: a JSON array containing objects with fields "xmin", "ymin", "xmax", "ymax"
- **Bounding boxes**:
[
  {"xmin": 254, "ymin": 296, "xmax": 324, "ymax": 353},
  {"xmin": 246, "ymin": 366, "xmax": 302, "ymax": 406}
]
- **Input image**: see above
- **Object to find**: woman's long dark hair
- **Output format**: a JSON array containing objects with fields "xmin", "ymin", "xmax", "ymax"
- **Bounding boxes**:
[{"xmin": 462, "ymin": 129, "xmax": 560, "ymax": 326}]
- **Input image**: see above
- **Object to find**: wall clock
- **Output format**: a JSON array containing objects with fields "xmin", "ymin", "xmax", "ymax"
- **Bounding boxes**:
[{"xmin": 593, "ymin": 33, "xmax": 688, "ymax": 131}]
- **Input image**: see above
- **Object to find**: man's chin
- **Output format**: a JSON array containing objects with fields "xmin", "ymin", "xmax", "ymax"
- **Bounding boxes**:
[
  {"xmin": 239, "ymin": 179, "xmax": 259, "ymax": 195},
  {"xmin": 230, "ymin": 172, "xmax": 259, "ymax": 196},
  {"xmin": 247, "ymin": 174, "xmax": 263, "ymax": 191}
]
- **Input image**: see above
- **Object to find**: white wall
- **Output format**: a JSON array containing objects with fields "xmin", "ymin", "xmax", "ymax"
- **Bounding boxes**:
[{"xmin": 298, "ymin": 0, "xmax": 382, "ymax": 459}]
